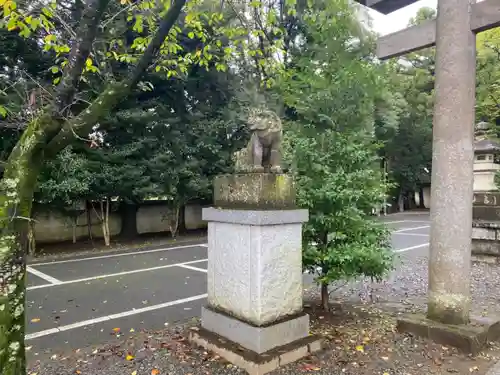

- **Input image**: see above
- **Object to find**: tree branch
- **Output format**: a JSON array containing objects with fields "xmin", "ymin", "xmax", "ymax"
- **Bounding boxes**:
[
  {"xmin": 54, "ymin": 0, "xmax": 111, "ymax": 116},
  {"xmin": 45, "ymin": 0, "xmax": 187, "ymax": 157},
  {"xmin": 127, "ymin": 0, "xmax": 188, "ymax": 87}
]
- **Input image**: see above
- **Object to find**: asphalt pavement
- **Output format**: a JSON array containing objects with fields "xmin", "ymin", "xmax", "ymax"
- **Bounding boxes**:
[{"xmin": 25, "ymin": 212, "xmax": 430, "ymax": 358}]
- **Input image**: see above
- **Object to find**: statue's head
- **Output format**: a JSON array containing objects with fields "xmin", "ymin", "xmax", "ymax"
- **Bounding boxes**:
[{"xmin": 247, "ymin": 107, "xmax": 281, "ymax": 131}]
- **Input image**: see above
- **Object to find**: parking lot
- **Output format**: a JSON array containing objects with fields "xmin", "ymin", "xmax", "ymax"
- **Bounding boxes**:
[{"xmin": 25, "ymin": 212, "xmax": 430, "ymax": 356}]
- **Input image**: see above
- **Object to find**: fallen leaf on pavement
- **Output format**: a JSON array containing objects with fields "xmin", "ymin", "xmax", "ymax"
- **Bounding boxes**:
[
  {"xmin": 126, "ymin": 354, "xmax": 134, "ymax": 361},
  {"xmin": 151, "ymin": 369, "xmax": 160, "ymax": 375},
  {"xmin": 131, "ymin": 372, "xmax": 137, "ymax": 375},
  {"xmin": 31, "ymin": 318, "xmax": 41, "ymax": 323},
  {"xmin": 301, "ymin": 363, "xmax": 321, "ymax": 371},
  {"xmin": 355, "ymin": 345, "xmax": 364, "ymax": 353},
  {"xmin": 112, "ymin": 328, "xmax": 120, "ymax": 332}
]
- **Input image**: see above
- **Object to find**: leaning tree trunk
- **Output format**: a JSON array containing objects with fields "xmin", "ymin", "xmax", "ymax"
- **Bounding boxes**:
[
  {"xmin": 0, "ymin": 2, "xmax": 187, "ymax": 371},
  {"xmin": 0, "ymin": 125, "xmax": 47, "ymax": 374}
]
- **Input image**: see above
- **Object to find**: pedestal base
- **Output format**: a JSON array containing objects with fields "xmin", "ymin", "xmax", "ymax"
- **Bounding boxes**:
[
  {"xmin": 201, "ymin": 306, "xmax": 310, "ymax": 354},
  {"xmin": 189, "ymin": 326, "xmax": 323, "ymax": 375},
  {"xmin": 397, "ymin": 313, "xmax": 500, "ymax": 355}
]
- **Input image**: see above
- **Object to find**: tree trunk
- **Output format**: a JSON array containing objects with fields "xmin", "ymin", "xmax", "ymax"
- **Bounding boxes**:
[
  {"xmin": 105, "ymin": 198, "xmax": 110, "ymax": 245},
  {"xmin": 0, "ymin": 125, "xmax": 46, "ymax": 374},
  {"xmin": 72, "ymin": 216, "xmax": 77, "ymax": 244},
  {"xmin": 86, "ymin": 201, "xmax": 93, "ymax": 242},
  {"xmin": 28, "ymin": 219, "xmax": 36, "ymax": 256},
  {"xmin": 321, "ymin": 282, "xmax": 329, "ymax": 311},
  {"xmin": 168, "ymin": 205, "xmax": 181, "ymax": 238},
  {"xmin": 398, "ymin": 191, "xmax": 404, "ymax": 212},
  {"xmin": 100, "ymin": 200, "xmax": 110, "ymax": 247},
  {"xmin": 118, "ymin": 202, "xmax": 138, "ymax": 239},
  {"xmin": 418, "ymin": 187, "xmax": 426, "ymax": 209},
  {"xmin": 0, "ymin": 2, "xmax": 187, "ymax": 370}
]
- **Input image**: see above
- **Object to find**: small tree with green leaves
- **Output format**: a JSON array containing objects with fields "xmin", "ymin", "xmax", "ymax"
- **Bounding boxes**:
[
  {"xmin": 36, "ymin": 146, "xmax": 93, "ymax": 245},
  {"xmin": 285, "ymin": 126, "xmax": 393, "ymax": 310},
  {"xmin": 279, "ymin": 0, "xmax": 393, "ymax": 310}
]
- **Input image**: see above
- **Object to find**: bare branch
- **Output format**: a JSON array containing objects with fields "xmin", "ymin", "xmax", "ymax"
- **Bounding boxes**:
[{"xmin": 54, "ymin": 0, "xmax": 112, "ymax": 116}]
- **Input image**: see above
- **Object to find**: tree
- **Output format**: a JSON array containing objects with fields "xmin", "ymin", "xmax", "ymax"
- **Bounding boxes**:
[
  {"xmin": 477, "ymin": 28, "xmax": 500, "ymax": 127},
  {"xmin": 279, "ymin": 0, "xmax": 393, "ymax": 311},
  {"xmin": 0, "ymin": 0, "xmax": 273, "ymax": 372},
  {"xmin": 379, "ymin": 7, "xmax": 435, "ymax": 210},
  {"xmin": 36, "ymin": 146, "xmax": 93, "ymax": 245}
]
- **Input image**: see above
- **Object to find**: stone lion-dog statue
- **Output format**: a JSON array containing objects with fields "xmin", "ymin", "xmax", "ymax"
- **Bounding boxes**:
[{"xmin": 233, "ymin": 107, "xmax": 283, "ymax": 173}]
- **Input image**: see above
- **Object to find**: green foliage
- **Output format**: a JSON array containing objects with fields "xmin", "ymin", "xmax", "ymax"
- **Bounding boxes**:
[
  {"xmin": 278, "ymin": 0, "xmax": 377, "ymax": 131},
  {"xmin": 285, "ymin": 127, "xmax": 393, "ymax": 285},
  {"xmin": 279, "ymin": 0, "xmax": 393, "ymax": 299},
  {"xmin": 477, "ymin": 29, "xmax": 500, "ymax": 126},
  {"xmin": 37, "ymin": 146, "xmax": 92, "ymax": 206},
  {"xmin": 377, "ymin": 7, "xmax": 435, "ymax": 198}
]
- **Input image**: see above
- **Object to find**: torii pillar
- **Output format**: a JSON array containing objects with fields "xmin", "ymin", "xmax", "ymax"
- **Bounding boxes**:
[{"xmin": 356, "ymin": 0, "xmax": 500, "ymax": 353}]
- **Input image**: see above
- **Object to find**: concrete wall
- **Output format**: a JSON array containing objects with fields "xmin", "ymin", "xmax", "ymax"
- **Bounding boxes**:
[
  {"xmin": 33, "ymin": 202, "xmax": 208, "ymax": 244},
  {"xmin": 33, "ymin": 209, "xmax": 122, "ymax": 244}
]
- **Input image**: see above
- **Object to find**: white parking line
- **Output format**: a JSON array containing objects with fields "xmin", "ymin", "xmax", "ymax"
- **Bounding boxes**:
[
  {"xmin": 27, "ymin": 266, "xmax": 62, "ymax": 285},
  {"xmin": 177, "ymin": 264, "xmax": 207, "ymax": 273},
  {"xmin": 393, "ymin": 225, "xmax": 430, "ymax": 233},
  {"xmin": 385, "ymin": 220, "xmax": 430, "ymax": 224},
  {"xmin": 25, "ymin": 293, "xmax": 208, "ymax": 340},
  {"xmin": 395, "ymin": 243, "xmax": 429, "ymax": 253},
  {"xmin": 27, "ymin": 258, "xmax": 208, "ymax": 290},
  {"xmin": 394, "ymin": 232, "xmax": 428, "ymax": 237},
  {"xmin": 30, "ymin": 243, "xmax": 208, "ymax": 267}
]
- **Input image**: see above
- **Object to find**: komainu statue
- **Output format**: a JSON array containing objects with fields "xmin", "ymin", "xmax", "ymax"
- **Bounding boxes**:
[{"xmin": 233, "ymin": 107, "xmax": 283, "ymax": 173}]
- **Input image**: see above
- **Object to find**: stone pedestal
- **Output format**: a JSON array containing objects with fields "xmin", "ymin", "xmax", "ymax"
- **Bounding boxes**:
[
  {"xmin": 472, "ymin": 192, "xmax": 500, "ymax": 263},
  {"xmin": 189, "ymin": 173, "xmax": 322, "ymax": 374}
]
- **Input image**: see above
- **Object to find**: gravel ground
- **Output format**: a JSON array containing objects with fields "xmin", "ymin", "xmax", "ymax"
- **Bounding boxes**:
[
  {"xmin": 488, "ymin": 360, "xmax": 500, "ymax": 375},
  {"xmin": 28, "ymin": 250, "xmax": 500, "ymax": 375},
  {"xmin": 27, "ymin": 305, "xmax": 500, "ymax": 375},
  {"xmin": 304, "ymin": 250, "xmax": 500, "ymax": 318}
]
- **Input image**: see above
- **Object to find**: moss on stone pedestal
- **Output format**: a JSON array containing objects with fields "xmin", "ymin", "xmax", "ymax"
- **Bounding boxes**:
[{"xmin": 213, "ymin": 173, "xmax": 296, "ymax": 210}]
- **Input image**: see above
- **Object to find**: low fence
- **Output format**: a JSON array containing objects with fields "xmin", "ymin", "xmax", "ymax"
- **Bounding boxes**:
[{"xmin": 32, "ymin": 201, "xmax": 208, "ymax": 244}]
